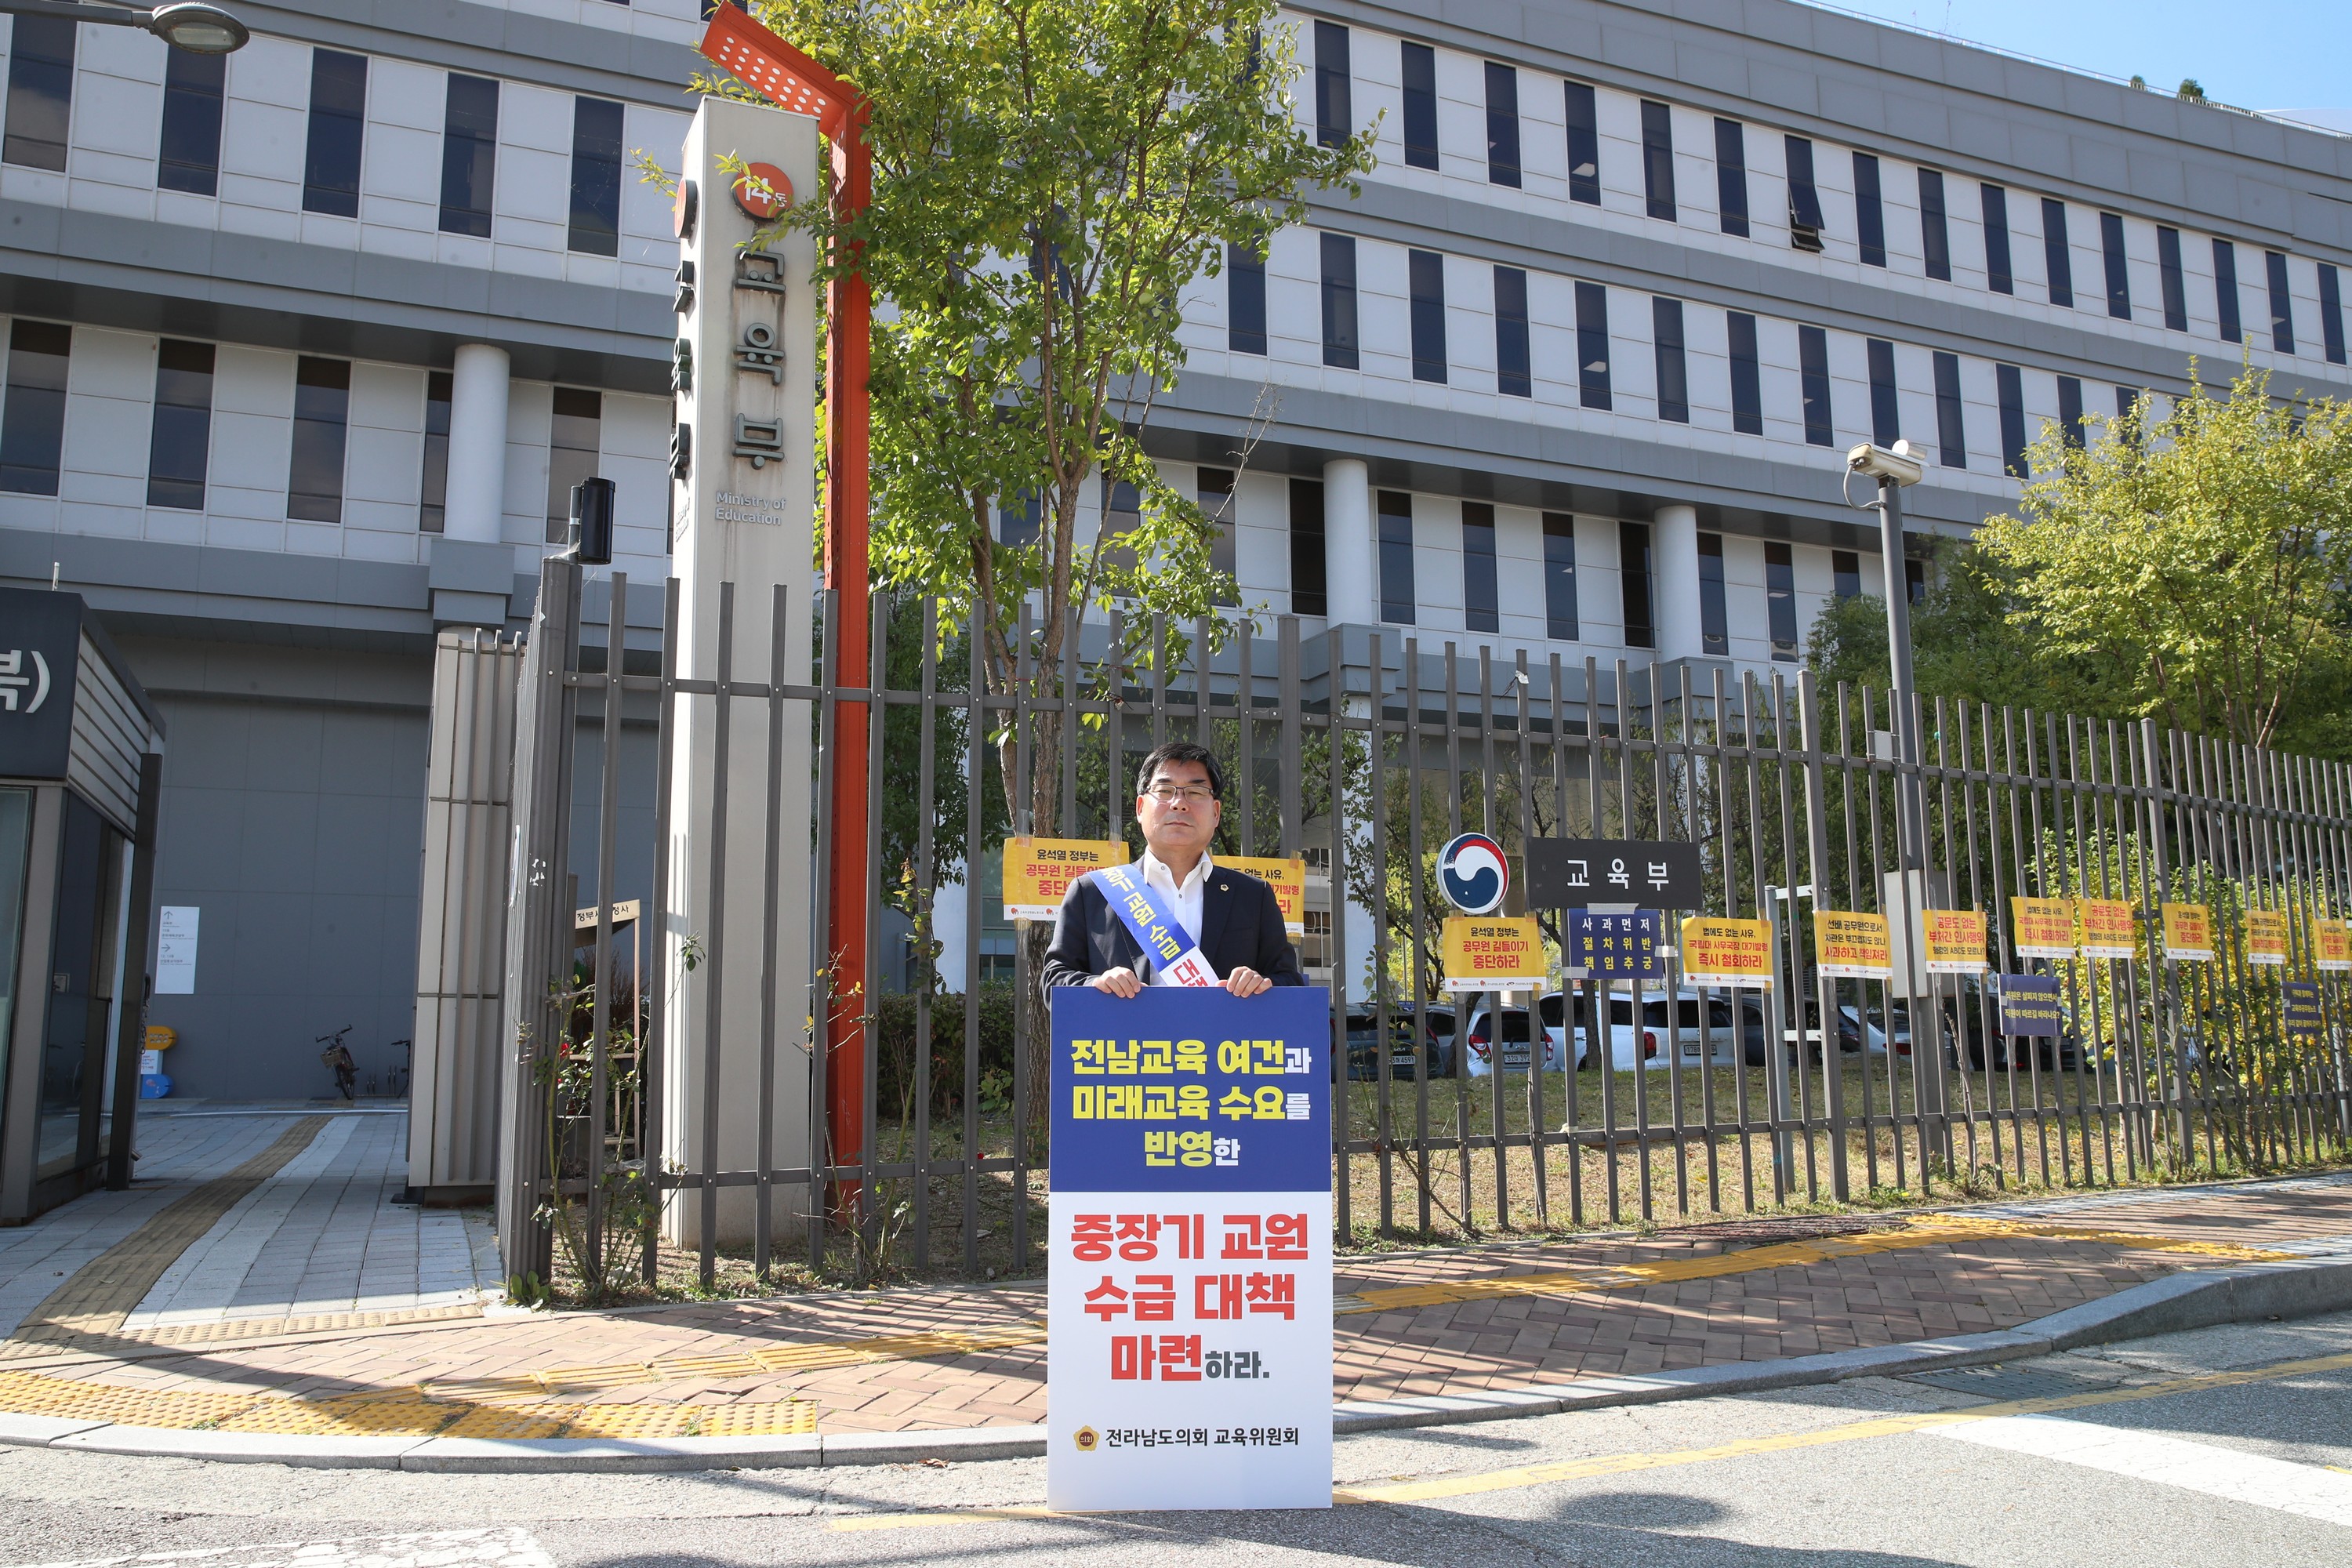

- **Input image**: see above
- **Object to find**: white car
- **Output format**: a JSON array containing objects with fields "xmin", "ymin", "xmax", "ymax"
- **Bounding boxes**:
[{"xmin": 1461, "ymin": 990, "xmax": 1665, "ymax": 1076}]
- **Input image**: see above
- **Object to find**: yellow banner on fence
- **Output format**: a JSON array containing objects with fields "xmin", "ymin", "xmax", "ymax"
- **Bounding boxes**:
[
  {"xmin": 1218, "ymin": 855, "xmax": 1308, "ymax": 935},
  {"xmin": 1001, "ymin": 837, "xmax": 1128, "ymax": 920},
  {"xmin": 1441, "ymin": 916, "xmax": 1548, "ymax": 993},
  {"xmin": 1816, "ymin": 911, "xmax": 1893, "ymax": 980},
  {"xmin": 1922, "ymin": 910, "xmax": 1987, "ymax": 975},
  {"xmin": 2318, "ymin": 919, "xmax": 2352, "ymax": 975},
  {"xmin": 2011, "ymin": 897, "xmax": 2075, "ymax": 959},
  {"xmin": 1680, "ymin": 916, "xmax": 1774, "ymax": 988},
  {"xmin": 2075, "ymin": 898, "xmax": 2137, "ymax": 960},
  {"xmin": 2161, "ymin": 902, "xmax": 2214, "ymax": 961},
  {"xmin": 2245, "ymin": 909, "xmax": 2291, "ymax": 966}
]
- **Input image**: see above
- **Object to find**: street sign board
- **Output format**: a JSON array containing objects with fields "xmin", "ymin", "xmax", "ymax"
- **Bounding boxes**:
[{"xmin": 1527, "ymin": 838, "xmax": 1702, "ymax": 910}]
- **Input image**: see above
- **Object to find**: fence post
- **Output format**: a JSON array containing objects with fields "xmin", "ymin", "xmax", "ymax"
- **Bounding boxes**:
[
  {"xmin": 1796, "ymin": 670, "xmax": 1849, "ymax": 1201},
  {"xmin": 496, "ymin": 554, "xmax": 582, "ymax": 1289}
]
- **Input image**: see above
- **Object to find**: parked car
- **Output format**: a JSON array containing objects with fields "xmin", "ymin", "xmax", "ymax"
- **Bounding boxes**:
[
  {"xmin": 1337, "ymin": 1006, "xmax": 1452, "ymax": 1081},
  {"xmin": 1465, "ymin": 990, "xmax": 1665, "ymax": 1076}
]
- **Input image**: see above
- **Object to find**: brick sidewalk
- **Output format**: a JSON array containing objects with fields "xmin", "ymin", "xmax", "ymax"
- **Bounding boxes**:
[{"xmin": 4, "ymin": 1175, "xmax": 2350, "ymax": 1440}]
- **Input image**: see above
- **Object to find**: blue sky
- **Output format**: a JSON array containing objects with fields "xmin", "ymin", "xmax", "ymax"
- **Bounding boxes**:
[{"xmin": 1804, "ymin": 2, "xmax": 2351, "ymax": 118}]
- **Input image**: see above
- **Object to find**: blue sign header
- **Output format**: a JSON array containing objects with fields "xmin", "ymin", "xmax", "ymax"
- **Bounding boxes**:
[{"xmin": 1999, "ymin": 974, "xmax": 2063, "ymax": 1038}]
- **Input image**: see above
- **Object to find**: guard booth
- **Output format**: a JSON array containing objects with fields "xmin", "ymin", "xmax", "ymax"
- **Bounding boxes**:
[{"xmin": 0, "ymin": 588, "xmax": 165, "ymax": 1223}]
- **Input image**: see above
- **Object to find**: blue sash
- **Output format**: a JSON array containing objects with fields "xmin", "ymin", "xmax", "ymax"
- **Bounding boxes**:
[{"xmin": 1092, "ymin": 864, "xmax": 1219, "ymax": 987}]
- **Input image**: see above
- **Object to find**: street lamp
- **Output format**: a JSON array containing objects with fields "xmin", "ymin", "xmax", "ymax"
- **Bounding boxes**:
[
  {"xmin": 1845, "ymin": 439, "xmax": 1927, "ymax": 873},
  {"xmin": 0, "ymin": 1, "xmax": 250, "ymax": 53}
]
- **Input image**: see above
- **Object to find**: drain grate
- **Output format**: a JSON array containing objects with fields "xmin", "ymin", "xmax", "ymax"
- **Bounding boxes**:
[{"xmin": 1904, "ymin": 1363, "xmax": 2115, "ymax": 1402}]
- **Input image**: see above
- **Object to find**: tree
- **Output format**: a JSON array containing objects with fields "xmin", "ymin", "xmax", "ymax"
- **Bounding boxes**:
[{"xmin": 731, "ymin": 0, "xmax": 1374, "ymax": 1142}]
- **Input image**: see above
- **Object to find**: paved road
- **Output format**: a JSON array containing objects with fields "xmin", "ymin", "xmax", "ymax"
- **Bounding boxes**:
[{"xmin": 5, "ymin": 1309, "xmax": 2351, "ymax": 1567}]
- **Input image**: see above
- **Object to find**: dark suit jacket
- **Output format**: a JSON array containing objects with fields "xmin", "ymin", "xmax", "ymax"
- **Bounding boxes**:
[{"xmin": 1039, "ymin": 862, "xmax": 1305, "ymax": 1005}]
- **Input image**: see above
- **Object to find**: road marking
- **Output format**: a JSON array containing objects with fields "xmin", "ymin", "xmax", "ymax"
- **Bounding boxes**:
[
  {"xmin": 1933, "ymin": 1415, "xmax": 2352, "ymax": 1526},
  {"xmin": 9, "ymin": 1526, "xmax": 552, "ymax": 1568}
]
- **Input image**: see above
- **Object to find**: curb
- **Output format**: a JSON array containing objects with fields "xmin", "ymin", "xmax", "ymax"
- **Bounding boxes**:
[{"xmin": 5, "ymin": 1254, "xmax": 2348, "ymax": 1473}]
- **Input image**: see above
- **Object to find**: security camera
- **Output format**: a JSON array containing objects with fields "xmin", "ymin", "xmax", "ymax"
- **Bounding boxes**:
[{"xmin": 1846, "ymin": 439, "xmax": 1924, "ymax": 488}]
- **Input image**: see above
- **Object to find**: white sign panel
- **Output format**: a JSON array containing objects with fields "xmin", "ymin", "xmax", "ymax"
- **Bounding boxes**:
[{"xmin": 156, "ymin": 905, "xmax": 198, "ymax": 994}]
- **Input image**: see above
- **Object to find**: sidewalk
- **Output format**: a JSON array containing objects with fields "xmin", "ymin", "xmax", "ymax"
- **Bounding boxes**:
[{"xmin": 3, "ymin": 1131, "xmax": 2350, "ymax": 1453}]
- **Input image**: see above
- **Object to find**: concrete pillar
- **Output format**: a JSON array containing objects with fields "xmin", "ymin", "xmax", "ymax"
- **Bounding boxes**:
[
  {"xmin": 443, "ymin": 344, "xmax": 510, "ymax": 544},
  {"xmin": 1323, "ymin": 457, "xmax": 1374, "ymax": 624},
  {"xmin": 1651, "ymin": 503, "xmax": 1704, "ymax": 662}
]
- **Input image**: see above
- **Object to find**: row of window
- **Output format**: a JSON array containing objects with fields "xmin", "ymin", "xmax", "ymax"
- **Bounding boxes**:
[
  {"xmin": 1238, "ymin": 237, "xmax": 2161, "ymax": 475},
  {"xmin": 1309, "ymin": 21, "xmax": 2350, "ymax": 365},
  {"xmin": 1, "ymin": 20, "xmax": 632, "ymax": 256},
  {"xmin": 0, "ymin": 320, "xmax": 604, "ymax": 542}
]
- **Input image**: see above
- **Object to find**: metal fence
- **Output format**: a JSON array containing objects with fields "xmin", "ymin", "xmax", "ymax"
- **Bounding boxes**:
[{"xmin": 493, "ymin": 557, "xmax": 2352, "ymax": 1292}]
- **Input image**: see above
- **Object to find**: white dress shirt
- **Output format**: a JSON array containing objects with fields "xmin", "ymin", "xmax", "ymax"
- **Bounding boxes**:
[{"xmin": 1138, "ymin": 848, "xmax": 1212, "ymax": 985}]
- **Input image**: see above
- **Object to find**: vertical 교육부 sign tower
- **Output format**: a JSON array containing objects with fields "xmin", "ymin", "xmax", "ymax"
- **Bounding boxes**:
[{"xmin": 662, "ymin": 96, "xmax": 818, "ymax": 1247}]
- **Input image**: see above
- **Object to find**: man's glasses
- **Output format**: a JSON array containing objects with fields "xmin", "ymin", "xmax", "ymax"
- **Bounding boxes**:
[{"xmin": 1144, "ymin": 783, "xmax": 1217, "ymax": 805}]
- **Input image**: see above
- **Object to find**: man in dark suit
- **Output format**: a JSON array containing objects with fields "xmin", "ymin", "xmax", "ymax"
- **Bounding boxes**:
[{"xmin": 1040, "ymin": 740, "xmax": 1304, "ymax": 1002}]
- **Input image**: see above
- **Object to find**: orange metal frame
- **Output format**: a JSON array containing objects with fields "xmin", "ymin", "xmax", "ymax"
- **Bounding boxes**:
[{"xmin": 701, "ymin": 5, "xmax": 873, "ymax": 1203}]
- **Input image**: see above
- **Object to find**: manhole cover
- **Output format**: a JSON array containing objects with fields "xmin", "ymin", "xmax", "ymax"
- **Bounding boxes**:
[{"xmin": 1904, "ymin": 1363, "xmax": 2111, "ymax": 1402}]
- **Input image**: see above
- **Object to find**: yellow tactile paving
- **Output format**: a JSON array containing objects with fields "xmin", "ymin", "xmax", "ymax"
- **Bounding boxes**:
[{"xmin": 0, "ymin": 1303, "xmax": 490, "ymax": 1365}]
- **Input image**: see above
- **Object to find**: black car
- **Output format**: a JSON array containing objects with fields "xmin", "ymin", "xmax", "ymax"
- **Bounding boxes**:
[{"xmin": 1337, "ymin": 1007, "xmax": 1451, "ymax": 1081}]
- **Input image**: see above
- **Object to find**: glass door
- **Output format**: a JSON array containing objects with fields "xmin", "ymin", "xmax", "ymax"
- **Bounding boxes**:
[{"xmin": 38, "ymin": 792, "xmax": 124, "ymax": 1183}]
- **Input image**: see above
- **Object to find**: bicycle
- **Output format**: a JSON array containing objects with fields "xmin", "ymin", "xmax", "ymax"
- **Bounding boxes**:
[{"xmin": 316, "ymin": 1026, "xmax": 357, "ymax": 1102}]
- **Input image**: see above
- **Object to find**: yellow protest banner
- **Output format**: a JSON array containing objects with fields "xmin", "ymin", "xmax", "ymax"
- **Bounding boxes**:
[
  {"xmin": 2010, "ymin": 897, "xmax": 2075, "ymax": 959},
  {"xmin": 1679, "ymin": 916, "xmax": 1774, "ymax": 988},
  {"xmin": 2245, "ymin": 909, "xmax": 2290, "ymax": 966},
  {"xmin": 1921, "ymin": 910, "xmax": 1987, "ymax": 975},
  {"xmin": 1441, "ymin": 916, "xmax": 1548, "ymax": 992},
  {"xmin": 1218, "ymin": 855, "xmax": 1308, "ymax": 936},
  {"xmin": 2075, "ymin": 898, "xmax": 2136, "ymax": 960},
  {"xmin": 1815, "ymin": 910, "xmax": 1893, "ymax": 980},
  {"xmin": 1001, "ymin": 837, "xmax": 1128, "ymax": 920},
  {"xmin": 2318, "ymin": 919, "xmax": 2351, "ymax": 975},
  {"xmin": 2161, "ymin": 902, "xmax": 2213, "ymax": 961}
]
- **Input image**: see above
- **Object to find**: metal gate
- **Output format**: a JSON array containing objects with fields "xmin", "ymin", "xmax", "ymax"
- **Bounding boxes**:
[{"xmin": 490, "ymin": 558, "xmax": 2352, "ymax": 1294}]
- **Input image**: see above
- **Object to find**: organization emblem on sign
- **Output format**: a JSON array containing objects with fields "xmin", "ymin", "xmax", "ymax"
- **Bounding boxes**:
[{"xmin": 1437, "ymin": 833, "xmax": 1509, "ymax": 915}]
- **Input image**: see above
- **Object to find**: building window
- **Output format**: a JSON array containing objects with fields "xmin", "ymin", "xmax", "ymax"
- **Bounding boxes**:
[
  {"xmin": 1698, "ymin": 532, "xmax": 1728, "ymax": 655},
  {"xmin": 1763, "ymin": 542, "xmax": 1797, "ymax": 661},
  {"xmin": 545, "ymin": 387, "xmax": 601, "ymax": 545},
  {"xmin": 419, "ymin": 370, "xmax": 452, "ymax": 532},
  {"xmin": 1714, "ymin": 117, "xmax": 1748, "ymax": 236},
  {"xmin": 302, "ymin": 50, "xmax": 367, "ymax": 218},
  {"xmin": 0, "ymin": 321, "xmax": 69, "ymax": 495},
  {"xmin": 1728, "ymin": 310, "xmax": 1762, "ymax": 435},
  {"xmin": 1101, "ymin": 479, "xmax": 1141, "ymax": 587},
  {"xmin": 439, "ymin": 74, "xmax": 499, "ymax": 238},
  {"xmin": 1832, "ymin": 550, "xmax": 1862, "ymax": 601},
  {"xmin": 1377, "ymin": 489, "xmax": 1414, "ymax": 625},
  {"xmin": 1918, "ymin": 169, "xmax": 1951, "ymax": 281},
  {"xmin": 2041, "ymin": 198, "xmax": 2073, "ymax": 308},
  {"xmin": 1312, "ymin": 21, "xmax": 1349, "ymax": 148},
  {"xmin": 1200, "ymin": 466, "xmax": 1237, "ymax": 606},
  {"xmin": 2115, "ymin": 384, "xmax": 2140, "ymax": 441},
  {"xmin": 1905, "ymin": 559, "xmax": 1926, "ymax": 604},
  {"xmin": 1408, "ymin": 249, "xmax": 1446, "ymax": 383},
  {"xmin": 145, "ymin": 339, "xmax": 213, "ymax": 510},
  {"xmin": 1542, "ymin": 513, "xmax": 1577, "ymax": 641},
  {"xmin": 288, "ymin": 357, "xmax": 350, "ymax": 523},
  {"xmin": 1563, "ymin": 81, "xmax": 1599, "ymax": 205},
  {"xmin": 1866, "ymin": 339, "xmax": 1898, "ymax": 447},
  {"xmin": 2154, "ymin": 227, "xmax": 2188, "ymax": 331},
  {"xmin": 1639, "ymin": 99, "xmax": 1675, "ymax": 221},
  {"xmin": 2321, "ymin": 263, "xmax": 2347, "ymax": 366},
  {"xmin": 1798, "ymin": 325, "xmax": 1832, "ymax": 446},
  {"xmin": 2266, "ymin": 250, "xmax": 2296, "ymax": 354},
  {"xmin": 1227, "ymin": 242, "xmax": 1266, "ymax": 354},
  {"xmin": 1652, "ymin": 297, "xmax": 1688, "ymax": 423},
  {"xmin": 1400, "ymin": 41, "xmax": 1436, "ymax": 170},
  {"xmin": 996, "ymin": 492, "xmax": 1039, "ymax": 547},
  {"xmin": 2056, "ymin": 374, "xmax": 2085, "ymax": 450},
  {"xmin": 1494, "ymin": 265, "xmax": 1530, "ymax": 398},
  {"xmin": 2213, "ymin": 238, "xmax": 2241, "ymax": 343},
  {"xmin": 1288, "ymin": 477, "xmax": 1326, "ymax": 617},
  {"xmin": 1461, "ymin": 502, "xmax": 1498, "ymax": 633},
  {"xmin": 1932, "ymin": 350, "xmax": 1964, "ymax": 469},
  {"xmin": 1483, "ymin": 62, "xmax": 1519, "ymax": 187},
  {"xmin": 1784, "ymin": 136, "xmax": 1824, "ymax": 251},
  {"xmin": 1319, "ymin": 233, "xmax": 1356, "ymax": 369},
  {"xmin": 158, "ymin": 47, "xmax": 225, "ymax": 195},
  {"xmin": 1853, "ymin": 153, "xmax": 1886, "ymax": 267},
  {"xmin": 1573, "ymin": 281, "xmax": 1610, "ymax": 410},
  {"xmin": 1618, "ymin": 522, "xmax": 1656, "ymax": 649},
  {"xmin": 568, "ymin": 96, "xmax": 624, "ymax": 256},
  {"xmin": 2, "ymin": 17, "xmax": 74, "ymax": 172},
  {"xmin": 1996, "ymin": 364, "xmax": 2027, "ymax": 478},
  {"xmin": 2100, "ymin": 212, "xmax": 2131, "ymax": 320},
  {"xmin": 1981, "ymin": 183, "xmax": 2013, "ymax": 294}
]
